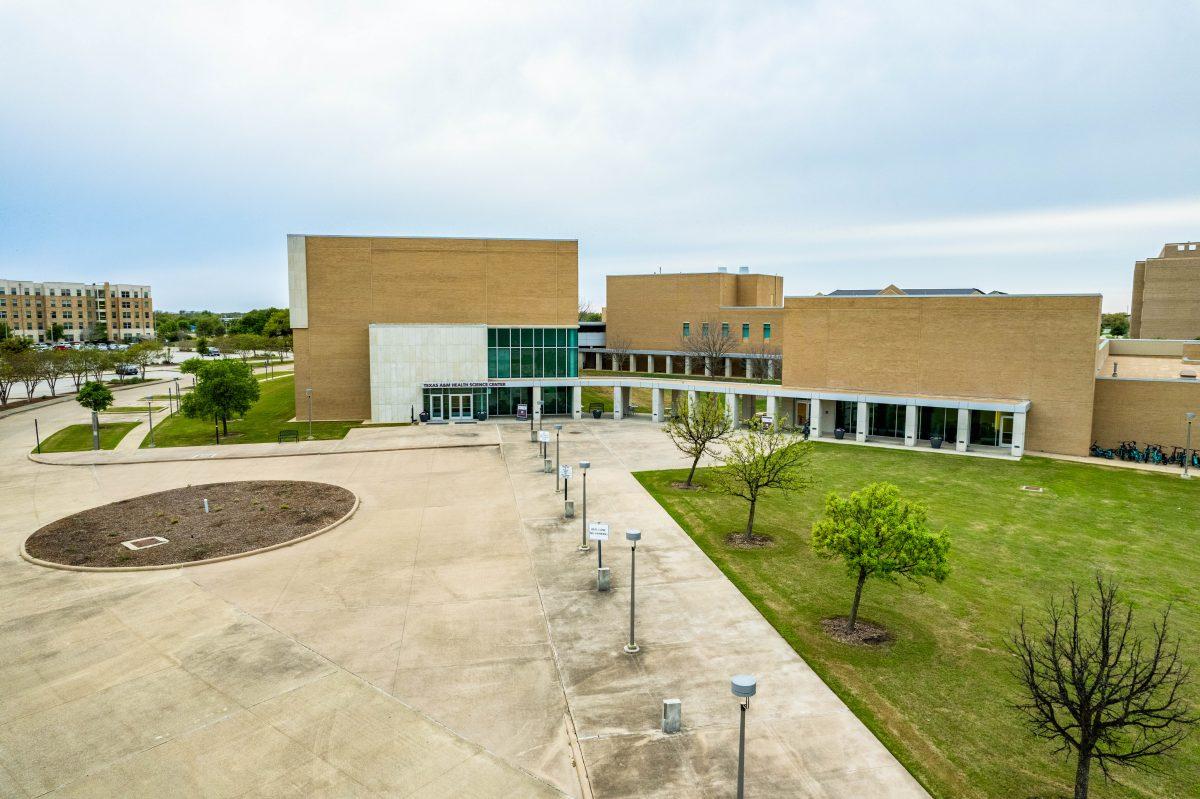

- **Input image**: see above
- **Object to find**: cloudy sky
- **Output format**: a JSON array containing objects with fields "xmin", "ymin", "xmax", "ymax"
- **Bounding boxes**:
[{"xmin": 1, "ymin": 1, "xmax": 1197, "ymax": 312}]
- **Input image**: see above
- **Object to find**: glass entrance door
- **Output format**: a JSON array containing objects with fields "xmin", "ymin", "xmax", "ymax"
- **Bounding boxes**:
[
  {"xmin": 999, "ymin": 414, "xmax": 1014, "ymax": 447},
  {"xmin": 449, "ymin": 393, "xmax": 472, "ymax": 420},
  {"xmin": 429, "ymin": 394, "xmax": 443, "ymax": 420}
]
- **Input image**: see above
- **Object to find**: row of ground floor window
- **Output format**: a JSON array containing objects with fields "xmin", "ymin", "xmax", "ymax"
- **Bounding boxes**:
[{"xmin": 422, "ymin": 385, "xmax": 1020, "ymax": 454}]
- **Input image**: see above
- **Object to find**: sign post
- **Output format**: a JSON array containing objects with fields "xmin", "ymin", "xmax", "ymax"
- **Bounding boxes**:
[
  {"xmin": 559, "ymin": 464, "xmax": 573, "ymax": 502},
  {"xmin": 589, "ymin": 521, "xmax": 611, "ymax": 592}
]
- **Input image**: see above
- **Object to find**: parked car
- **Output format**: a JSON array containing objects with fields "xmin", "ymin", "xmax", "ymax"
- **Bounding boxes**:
[
  {"xmin": 115, "ymin": 364, "xmax": 140, "ymax": 376},
  {"xmin": 206, "ymin": 347, "xmax": 222, "ymax": 357}
]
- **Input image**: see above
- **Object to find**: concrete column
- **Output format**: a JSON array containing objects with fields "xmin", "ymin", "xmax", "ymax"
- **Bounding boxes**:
[
  {"xmin": 745, "ymin": 357, "xmax": 753, "ymax": 377},
  {"xmin": 532, "ymin": 386, "xmax": 543, "ymax": 422},
  {"xmin": 594, "ymin": 351, "xmax": 602, "ymax": 369},
  {"xmin": 684, "ymin": 355, "xmax": 692, "ymax": 375},
  {"xmin": 727, "ymin": 393, "xmax": 739, "ymax": 427},
  {"xmin": 1011, "ymin": 411, "xmax": 1026, "ymax": 458},
  {"xmin": 767, "ymin": 359, "xmax": 775, "ymax": 380},
  {"xmin": 741, "ymin": 394, "xmax": 755, "ymax": 421},
  {"xmin": 904, "ymin": 404, "xmax": 917, "ymax": 446},
  {"xmin": 572, "ymin": 385, "xmax": 582, "ymax": 420},
  {"xmin": 724, "ymin": 358, "xmax": 733, "ymax": 378},
  {"xmin": 766, "ymin": 396, "xmax": 777, "ymax": 427},
  {"xmin": 856, "ymin": 401, "xmax": 868, "ymax": 443},
  {"xmin": 651, "ymin": 388, "xmax": 663, "ymax": 423},
  {"xmin": 687, "ymin": 390, "xmax": 698, "ymax": 415},
  {"xmin": 811, "ymin": 398, "xmax": 823, "ymax": 438},
  {"xmin": 665, "ymin": 355, "xmax": 673, "ymax": 374},
  {"xmin": 628, "ymin": 355, "xmax": 637, "ymax": 373},
  {"xmin": 956, "ymin": 408, "xmax": 970, "ymax": 452},
  {"xmin": 613, "ymin": 385, "xmax": 624, "ymax": 420}
]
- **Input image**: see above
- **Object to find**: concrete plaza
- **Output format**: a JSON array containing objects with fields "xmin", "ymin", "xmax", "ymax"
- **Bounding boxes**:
[{"xmin": 0, "ymin": 384, "xmax": 928, "ymax": 797}]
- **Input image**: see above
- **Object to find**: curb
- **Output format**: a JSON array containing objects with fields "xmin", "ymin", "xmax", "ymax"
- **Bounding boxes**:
[
  {"xmin": 19, "ymin": 490, "xmax": 360, "ymax": 573},
  {"xmin": 27, "ymin": 440, "xmax": 501, "ymax": 467},
  {"xmin": 1, "ymin": 377, "xmax": 173, "ymax": 421}
]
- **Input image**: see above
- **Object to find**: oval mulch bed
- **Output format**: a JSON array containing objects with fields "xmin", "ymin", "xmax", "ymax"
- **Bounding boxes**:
[{"xmin": 24, "ymin": 480, "xmax": 355, "ymax": 569}]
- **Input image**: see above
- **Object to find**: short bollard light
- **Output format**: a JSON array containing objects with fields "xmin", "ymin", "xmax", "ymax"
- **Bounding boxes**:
[
  {"xmin": 732, "ymin": 674, "xmax": 757, "ymax": 799},
  {"xmin": 578, "ymin": 460, "xmax": 591, "ymax": 551},
  {"xmin": 554, "ymin": 423, "xmax": 563, "ymax": 492},
  {"xmin": 624, "ymin": 528, "xmax": 641, "ymax": 653}
]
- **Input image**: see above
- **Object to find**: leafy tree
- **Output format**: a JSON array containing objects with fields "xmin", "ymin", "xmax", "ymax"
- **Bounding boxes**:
[
  {"xmin": 9, "ymin": 349, "xmax": 41, "ymax": 400},
  {"xmin": 0, "ymin": 321, "xmax": 10, "ymax": 339},
  {"xmin": 180, "ymin": 357, "xmax": 260, "ymax": 435},
  {"xmin": 194, "ymin": 314, "xmax": 223, "ymax": 337},
  {"xmin": 811, "ymin": 482, "xmax": 950, "ymax": 632},
  {"xmin": 87, "ymin": 322, "xmax": 108, "ymax": 342},
  {"xmin": 195, "ymin": 336, "xmax": 210, "ymax": 356},
  {"xmin": 0, "ymin": 336, "xmax": 30, "ymax": 355},
  {"xmin": 76, "ymin": 380, "xmax": 114, "ymax": 413},
  {"xmin": 126, "ymin": 340, "xmax": 163, "ymax": 379},
  {"xmin": 663, "ymin": 392, "xmax": 733, "ymax": 486},
  {"xmin": 0, "ymin": 353, "xmax": 15, "ymax": 405},
  {"xmin": 578, "ymin": 301, "xmax": 602, "ymax": 322},
  {"xmin": 1010, "ymin": 575, "xmax": 1196, "ymax": 799},
  {"xmin": 85, "ymin": 349, "xmax": 112, "ymax": 383},
  {"xmin": 713, "ymin": 420, "xmax": 813, "ymax": 540},
  {"xmin": 76, "ymin": 380, "xmax": 115, "ymax": 450},
  {"xmin": 49, "ymin": 323, "xmax": 64, "ymax": 342},
  {"xmin": 1101, "ymin": 312, "xmax": 1130, "ymax": 337},
  {"xmin": 36, "ymin": 350, "xmax": 67, "ymax": 397},
  {"xmin": 262, "ymin": 308, "xmax": 291, "ymax": 338},
  {"xmin": 63, "ymin": 349, "xmax": 92, "ymax": 391}
]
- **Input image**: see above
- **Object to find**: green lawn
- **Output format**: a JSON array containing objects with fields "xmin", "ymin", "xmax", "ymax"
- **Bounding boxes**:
[
  {"xmin": 145, "ymin": 375, "xmax": 361, "ymax": 447},
  {"xmin": 635, "ymin": 445, "xmax": 1199, "ymax": 799},
  {"xmin": 36, "ymin": 422, "xmax": 139, "ymax": 452},
  {"xmin": 255, "ymin": 370, "xmax": 294, "ymax": 381}
]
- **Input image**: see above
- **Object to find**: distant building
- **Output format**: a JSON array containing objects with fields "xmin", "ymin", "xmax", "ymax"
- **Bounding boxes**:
[
  {"xmin": 0, "ymin": 279, "xmax": 154, "ymax": 342},
  {"xmin": 1130, "ymin": 242, "xmax": 1200, "ymax": 339}
]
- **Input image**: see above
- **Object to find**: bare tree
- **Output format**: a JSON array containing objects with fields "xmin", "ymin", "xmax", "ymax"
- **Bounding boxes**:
[
  {"xmin": 1009, "ymin": 575, "xmax": 1196, "ymax": 799},
  {"xmin": 607, "ymin": 335, "xmax": 633, "ymax": 372},
  {"xmin": 713, "ymin": 421, "xmax": 813, "ymax": 541},
  {"xmin": 744, "ymin": 341, "xmax": 781, "ymax": 380},
  {"xmin": 663, "ymin": 393, "xmax": 733, "ymax": 486},
  {"xmin": 680, "ymin": 319, "xmax": 739, "ymax": 376}
]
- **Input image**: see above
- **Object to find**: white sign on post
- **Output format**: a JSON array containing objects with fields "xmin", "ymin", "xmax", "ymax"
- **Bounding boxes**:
[
  {"xmin": 537, "ymin": 430, "xmax": 551, "ymax": 443},
  {"xmin": 587, "ymin": 522, "xmax": 610, "ymax": 542},
  {"xmin": 559, "ymin": 465, "xmax": 573, "ymax": 479}
]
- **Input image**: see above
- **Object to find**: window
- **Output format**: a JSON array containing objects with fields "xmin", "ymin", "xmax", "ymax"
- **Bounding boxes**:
[
  {"xmin": 702, "ymin": 322, "xmax": 710, "ymax": 336},
  {"xmin": 742, "ymin": 323, "xmax": 750, "ymax": 339},
  {"xmin": 763, "ymin": 323, "xmax": 772, "ymax": 340},
  {"xmin": 682, "ymin": 322, "xmax": 690, "ymax": 338},
  {"xmin": 487, "ymin": 327, "xmax": 578, "ymax": 380},
  {"xmin": 721, "ymin": 323, "xmax": 729, "ymax": 337}
]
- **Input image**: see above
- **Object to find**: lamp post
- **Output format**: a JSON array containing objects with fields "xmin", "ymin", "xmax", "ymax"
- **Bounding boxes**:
[
  {"xmin": 145, "ymin": 398, "xmax": 156, "ymax": 448},
  {"xmin": 173, "ymin": 377, "xmax": 181, "ymax": 414},
  {"xmin": 554, "ymin": 424, "xmax": 563, "ymax": 492},
  {"xmin": 578, "ymin": 460, "xmax": 591, "ymax": 551},
  {"xmin": 624, "ymin": 529, "xmax": 641, "ymax": 653},
  {"xmin": 305, "ymin": 387, "xmax": 314, "ymax": 440},
  {"xmin": 1184, "ymin": 412, "xmax": 1196, "ymax": 480},
  {"xmin": 731, "ymin": 675, "xmax": 757, "ymax": 799}
]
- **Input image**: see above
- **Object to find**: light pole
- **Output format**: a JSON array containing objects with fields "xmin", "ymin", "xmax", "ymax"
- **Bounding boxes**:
[
  {"xmin": 624, "ymin": 529, "xmax": 641, "ymax": 653},
  {"xmin": 1184, "ymin": 412, "xmax": 1196, "ymax": 479},
  {"xmin": 305, "ymin": 387, "xmax": 314, "ymax": 440},
  {"xmin": 145, "ymin": 398, "xmax": 156, "ymax": 448},
  {"xmin": 731, "ymin": 675, "xmax": 757, "ymax": 799},
  {"xmin": 554, "ymin": 424, "xmax": 563, "ymax": 492},
  {"xmin": 579, "ymin": 461, "xmax": 591, "ymax": 551},
  {"xmin": 173, "ymin": 377, "xmax": 181, "ymax": 414}
]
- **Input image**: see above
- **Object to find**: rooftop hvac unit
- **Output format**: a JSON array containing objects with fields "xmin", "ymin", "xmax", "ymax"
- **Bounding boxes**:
[
  {"xmin": 717, "ymin": 267, "xmax": 728, "ymax": 273},
  {"xmin": 738, "ymin": 266, "xmax": 750, "ymax": 274}
]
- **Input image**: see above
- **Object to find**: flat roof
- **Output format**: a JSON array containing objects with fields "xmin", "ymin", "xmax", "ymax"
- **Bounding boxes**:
[{"xmin": 288, "ymin": 233, "xmax": 578, "ymax": 242}]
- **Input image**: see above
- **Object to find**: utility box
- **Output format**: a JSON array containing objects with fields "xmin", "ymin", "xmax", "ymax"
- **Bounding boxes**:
[
  {"xmin": 564, "ymin": 499, "xmax": 575, "ymax": 518},
  {"xmin": 662, "ymin": 699, "xmax": 681, "ymax": 734}
]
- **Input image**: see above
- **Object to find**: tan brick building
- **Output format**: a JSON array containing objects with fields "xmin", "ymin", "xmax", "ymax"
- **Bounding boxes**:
[
  {"xmin": 0, "ymin": 279, "xmax": 154, "ymax": 343},
  {"xmin": 289, "ymin": 235, "xmax": 579, "ymax": 421},
  {"xmin": 600, "ymin": 269, "xmax": 784, "ymax": 377},
  {"xmin": 1130, "ymin": 242, "xmax": 1200, "ymax": 339}
]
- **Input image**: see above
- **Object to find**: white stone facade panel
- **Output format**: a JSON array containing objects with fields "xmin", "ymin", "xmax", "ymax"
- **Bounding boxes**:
[{"xmin": 369, "ymin": 324, "xmax": 487, "ymax": 422}]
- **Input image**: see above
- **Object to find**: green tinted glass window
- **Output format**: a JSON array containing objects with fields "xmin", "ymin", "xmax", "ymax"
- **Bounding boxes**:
[{"xmin": 521, "ymin": 328, "xmax": 533, "ymax": 346}]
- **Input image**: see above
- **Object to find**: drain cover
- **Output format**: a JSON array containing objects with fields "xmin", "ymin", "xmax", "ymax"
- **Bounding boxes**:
[
  {"xmin": 1020, "ymin": 485, "xmax": 1044, "ymax": 493},
  {"xmin": 121, "ymin": 536, "xmax": 170, "ymax": 550}
]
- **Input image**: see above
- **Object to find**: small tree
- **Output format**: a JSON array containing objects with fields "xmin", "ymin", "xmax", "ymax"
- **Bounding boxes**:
[
  {"xmin": 77, "ymin": 380, "xmax": 114, "ymax": 450},
  {"xmin": 680, "ymin": 319, "xmax": 739, "ymax": 376},
  {"xmin": 10, "ymin": 349, "xmax": 41, "ymax": 401},
  {"xmin": 127, "ymin": 340, "xmax": 163, "ymax": 379},
  {"xmin": 1010, "ymin": 575, "xmax": 1196, "ymax": 799},
  {"xmin": 36, "ymin": 349, "xmax": 67, "ymax": 397},
  {"xmin": 607, "ymin": 335, "xmax": 633, "ymax": 371},
  {"xmin": 180, "ymin": 357, "xmax": 260, "ymax": 435},
  {"xmin": 0, "ymin": 352, "xmax": 15, "ymax": 406},
  {"xmin": 195, "ymin": 336, "xmax": 210, "ymax": 356},
  {"xmin": 745, "ymin": 341, "xmax": 781, "ymax": 380},
  {"xmin": 88, "ymin": 322, "xmax": 108, "ymax": 343},
  {"xmin": 0, "ymin": 321, "xmax": 10, "ymax": 340},
  {"xmin": 713, "ymin": 421, "xmax": 813, "ymax": 541},
  {"xmin": 811, "ymin": 482, "xmax": 950, "ymax": 632},
  {"xmin": 663, "ymin": 393, "xmax": 733, "ymax": 486},
  {"xmin": 262, "ymin": 308, "xmax": 291, "ymax": 337},
  {"xmin": 63, "ymin": 348, "xmax": 91, "ymax": 391},
  {"xmin": 85, "ymin": 349, "xmax": 112, "ymax": 383}
]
